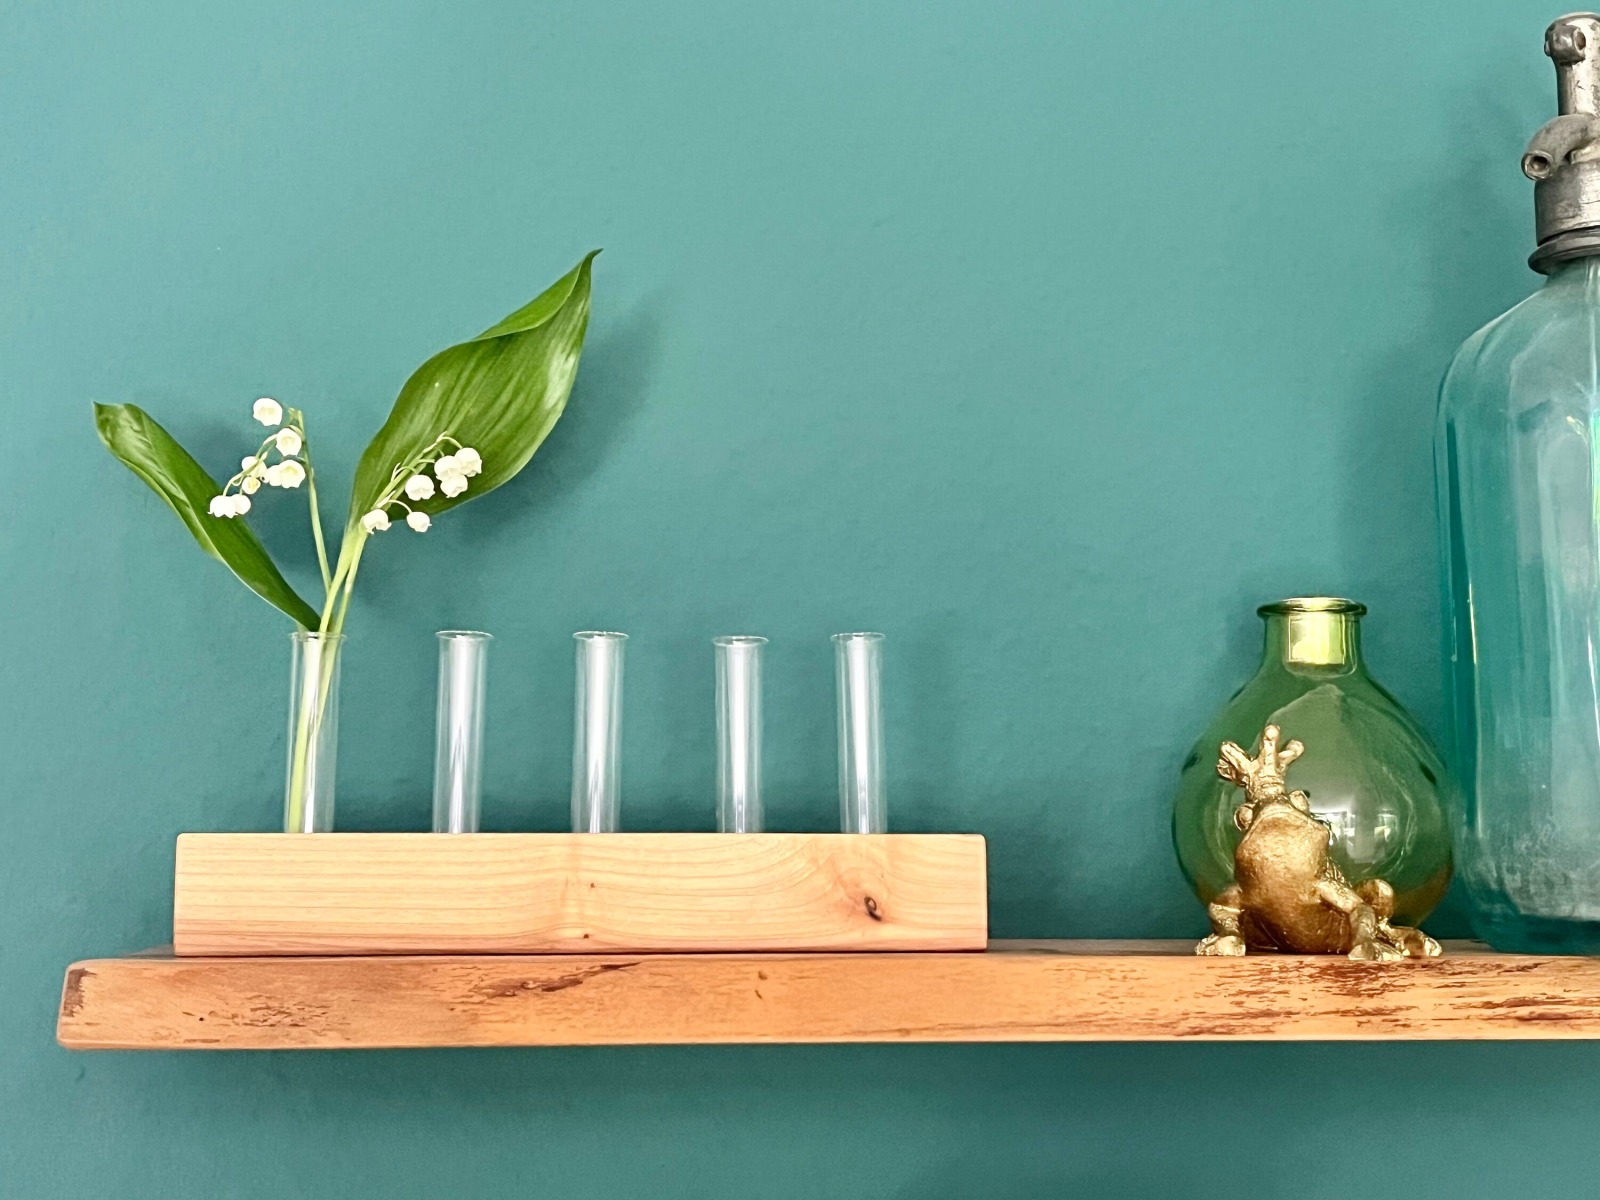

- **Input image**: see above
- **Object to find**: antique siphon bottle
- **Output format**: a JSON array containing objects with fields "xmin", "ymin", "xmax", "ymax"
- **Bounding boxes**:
[{"xmin": 1436, "ymin": 13, "xmax": 1600, "ymax": 951}]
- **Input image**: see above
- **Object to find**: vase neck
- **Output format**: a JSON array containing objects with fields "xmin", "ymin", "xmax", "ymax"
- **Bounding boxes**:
[
  {"xmin": 1257, "ymin": 599, "xmax": 1366, "ymax": 678},
  {"xmin": 1543, "ymin": 255, "xmax": 1600, "ymax": 283}
]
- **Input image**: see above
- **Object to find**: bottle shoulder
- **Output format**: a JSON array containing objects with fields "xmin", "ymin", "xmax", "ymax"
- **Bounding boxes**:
[
  {"xmin": 1184, "ymin": 669, "xmax": 1426, "ymax": 746},
  {"xmin": 1440, "ymin": 270, "xmax": 1600, "ymax": 416}
]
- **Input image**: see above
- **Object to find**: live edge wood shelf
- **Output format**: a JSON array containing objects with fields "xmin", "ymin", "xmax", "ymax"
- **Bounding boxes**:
[{"xmin": 57, "ymin": 941, "xmax": 1600, "ymax": 1050}]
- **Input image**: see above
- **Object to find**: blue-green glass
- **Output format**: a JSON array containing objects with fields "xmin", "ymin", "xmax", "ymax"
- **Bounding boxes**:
[
  {"xmin": 1173, "ymin": 599, "xmax": 1454, "ymax": 926},
  {"xmin": 1437, "ymin": 257, "xmax": 1600, "ymax": 953}
]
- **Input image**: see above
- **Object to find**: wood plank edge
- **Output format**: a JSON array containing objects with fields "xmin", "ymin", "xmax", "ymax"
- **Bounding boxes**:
[{"xmin": 59, "ymin": 945, "xmax": 1600, "ymax": 1050}]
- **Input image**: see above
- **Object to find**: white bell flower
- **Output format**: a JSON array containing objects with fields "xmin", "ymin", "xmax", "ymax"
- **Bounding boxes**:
[
  {"xmin": 241, "ymin": 455, "xmax": 260, "ymax": 472},
  {"xmin": 240, "ymin": 475, "xmax": 261, "ymax": 495},
  {"xmin": 404, "ymin": 473, "xmax": 436, "ymax": 501},
  {"xmin": 265, "ymin": 460, "xmax": 306, "ymax": 488},
  {"xmin": 361, "ymin": 509, "xmax": 391, "ymax": 533},
  {"xmin": 230, "ymin": 493, "xmax": 251, "ymax": 516},
  {"xmin": 274, "ymin": 427, "xmax": 303, "ymax": 456},
  {"xmin": 208, "ymin": 495, "xmax": 231, "ymax": 518},
  {"xmin": 253, "ymin": 397, "xmax": 283, "ymax": 426},
  {"xmin": 406, "ymin": 510, "xmax": 432, "ymax": 533},
  {"xmin": 439, "ymin": 473, "xmax": 469, "ymax": 498},
  {"xmin": 453, "ymin": 447, "xmax": 482, "ymax": 477},
  {"xmin": 434, "ymin": 453, "xmax": 459, "ymax": 478}
]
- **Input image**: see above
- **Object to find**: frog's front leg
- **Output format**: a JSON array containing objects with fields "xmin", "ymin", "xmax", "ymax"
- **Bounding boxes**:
[
  {"xmin": 1355, "ymin": 877, "xmax": 1395, "ymax": 921},
  {"xmin": 1315, "ymin": 878, "xmax": 1404, "ymax": 960},
  {"xmin": 1196, "ymin": 883, "xmax": 1247, "ymax": 956}
]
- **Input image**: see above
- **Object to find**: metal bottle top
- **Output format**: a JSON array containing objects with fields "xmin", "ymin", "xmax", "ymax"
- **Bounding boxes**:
[{"xmin": 1527, "ymin": 14, "xmax": 1600, "ymax": 272}]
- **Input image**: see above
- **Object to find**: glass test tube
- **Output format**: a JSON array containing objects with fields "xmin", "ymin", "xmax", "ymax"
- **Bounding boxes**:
[
  {"xmin": 714, "ymin": 636, "xmax": 766, "ymax": 833},
  {"xmin": 834, "ymin": 632, "xmax": 886, "ymax": 833},
  {"xmin": 571, "ymin": 631, "xmax": 627, "ymax": 832},
  {"xmin": 432, "ymin": 630, "xmax": 492, "ymax": 833},
  {"xmin": 284, "ymin": 631, "xmax": 344, "ymax": 833}
]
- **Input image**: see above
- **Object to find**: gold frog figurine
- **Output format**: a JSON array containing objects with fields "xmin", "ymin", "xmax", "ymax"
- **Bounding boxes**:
[{"xmin": 1196, "ymin": 724, "xmax": 1441, "ymax": 960}]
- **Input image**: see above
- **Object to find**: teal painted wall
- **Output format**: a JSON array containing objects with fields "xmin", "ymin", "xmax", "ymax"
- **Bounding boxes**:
[{"xmin": 4, "ymin": 1, "xmax": 1594, "ymax": 1196}]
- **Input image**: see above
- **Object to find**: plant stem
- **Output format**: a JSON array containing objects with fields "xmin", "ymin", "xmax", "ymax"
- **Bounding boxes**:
[
  {"xmin": 284, "ymin": 530, "xmax": 368, "ymax": 832},
  {"xmin": 304, "ymin": 464, "xmax": 332, "ymax": 596},
  {"xmin": 332, "ymin": 541, "xmax": 365, "ymax": 635},
  {"xmin": 283, "ymin": 634, "xmax": 328, "ymax": 833},
  {"xmin": 284, "ymin": 434, "xmax": 434, "ymax": 831}
]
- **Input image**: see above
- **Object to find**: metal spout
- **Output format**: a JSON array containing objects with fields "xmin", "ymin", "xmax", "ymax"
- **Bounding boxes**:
[
  {"xmin": 1549, "ymin": 14, "xmax": 1600, "ymax": 114},
  {"xmin": 1528, "ymin": 14, "xmax": 1600, "ymax": 272}
]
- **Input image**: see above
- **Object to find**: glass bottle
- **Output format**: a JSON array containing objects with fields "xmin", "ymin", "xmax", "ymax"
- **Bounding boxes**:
[
  {"xmin": 432, "ymin": 630, "xmax": 491, "ymax": 834},
  {"xmin": 1172, "ymin": 599, "xmax": 1453, "ymax": 926},
  {"xmin": 1435, "ymin": 15, "xmax": 1600, "ymax": 951},
  {"xmin": 714, "ymin": 636, "xmax": 765, "ymax": 833},
  {"xmin": 283, "ymin": 631, "xmax": 344, "ymax": 833},
  {"xmin": 571, "ymin": 631, "xmax": 626, "ymax": 833},
  {"xmin": 834, "ymin": 632, "xmax": 887, "ymax": 833}
]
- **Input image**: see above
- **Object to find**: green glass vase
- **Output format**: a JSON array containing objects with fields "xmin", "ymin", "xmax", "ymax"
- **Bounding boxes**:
[{"xmin": 1173, "ymin": 598, "xmax": 1454, "ymax": 926}]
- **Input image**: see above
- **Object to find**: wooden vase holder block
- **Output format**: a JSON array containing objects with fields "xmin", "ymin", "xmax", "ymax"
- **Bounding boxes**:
[{"xmin": 172, "ymin": 832, "xmax": 988, "ymax": 956}]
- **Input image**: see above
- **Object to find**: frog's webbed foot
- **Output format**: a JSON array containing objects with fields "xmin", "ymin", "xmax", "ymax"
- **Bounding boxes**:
[
  {"xmin": 1196, "ymin": 884, "xmax": 1247, "ymax": 956},
  {"xmin": 1347, "ymin": 936, "xmax": 1407, "ymax": 961},
  {"xmin": 1381, "ymin": 923, "xmax": 1442, "ymax": 958},
  {"xmin": 1197, "ymin": 933, "xmax": 1247, "ymax": 956}
]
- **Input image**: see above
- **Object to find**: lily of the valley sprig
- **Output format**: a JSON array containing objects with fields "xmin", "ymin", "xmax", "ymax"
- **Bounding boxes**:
[
  {"xmin": 359, "ymin": 435, "xmax": 483, "ymax": 535},
  {"xmin": 206, "ymin": 398, "xmax": 309, "ymax": 520},
  {"xmin": 93, "ymin": 251, "xmax": 598, "ymax": 825},
  {"xmin": 201, "ymin": 396, "xmax": 488, "ymax": 650},
  {"xmin": 94, "ymin": 250, "xmax": 596, "ymax": 635}
]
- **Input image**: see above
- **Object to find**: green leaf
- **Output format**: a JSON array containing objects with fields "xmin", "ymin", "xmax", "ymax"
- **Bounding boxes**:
[
  {"xmin": 347, "ymin": 250, "xmax": 599, "ymax": 528},
  {"xmin": 94, "ymin": 403, "xmax": 321, "ymax": 629}
]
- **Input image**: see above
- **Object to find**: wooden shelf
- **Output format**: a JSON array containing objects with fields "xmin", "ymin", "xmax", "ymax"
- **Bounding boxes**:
[{"xmin": 56, "ymin": 940, "xmax": 1600, "ymax": 1050}]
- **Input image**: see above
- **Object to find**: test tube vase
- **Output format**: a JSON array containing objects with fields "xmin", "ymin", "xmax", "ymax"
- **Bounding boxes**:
[
  {"xmin": 572, "ymin": 631, "xmax": 626, "ymax": 833},
  {"xmin": 432, "ymin": 631, "xmax": 491, "ymax": 834},
  {"xmin": 283, "ymin": 631, "xmax": 344, "ymax": 834},
  {"xmin": 715, "ymin": 636, "xmax": 766, "ymax": 833},
  {"xmin": 835, "ymin": 632, "xmax": 887, "ymax": 833},
  {"xmin": 174, "ymin": 626, "xmax": 987, "ymax": 956}
]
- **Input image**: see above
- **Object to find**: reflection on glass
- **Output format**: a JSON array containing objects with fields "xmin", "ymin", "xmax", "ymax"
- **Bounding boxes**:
[
  {"xmin": 432, "ymin": 631, "xmax": 492, "ymax": 834},
  {"xmin": 715, "ymin": 636, "xmax": 766, "ymax": 833},
  {"xmin": 833, "ymin": 632, "xmax": 886, "ymax": 834},
  {"xmin": 571, "ymin": 631, "xmax": 626, "ymax": 833},
  {"xmin": 284, "ymin": 631, "xmax": 344, "ymax": 833}
]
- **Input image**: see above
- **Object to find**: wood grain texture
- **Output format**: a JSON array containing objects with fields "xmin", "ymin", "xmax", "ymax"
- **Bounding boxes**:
[
  {"xmin": 172, "ymin": 833, "xmax": 988, "ymax": 955},
  {"xmin": 57, "ymin": 941, "xmax": 1600, "ymax": 1050}
]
